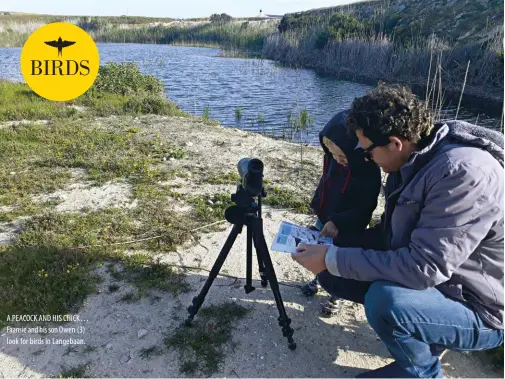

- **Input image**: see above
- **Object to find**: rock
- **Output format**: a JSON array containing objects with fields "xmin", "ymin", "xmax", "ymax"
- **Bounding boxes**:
[
  {"xmin": 186, "ymin": 142, "xmax": 194, "ymax": 147},
  {"xmin": 169, "ymin": 157, "xmax": 176, "ymax": 162},
  {"xmin": 119, "ymin": 352, "xmax": 131, "ymax": 364},
  {"xmin": 215, "ymin": 201, "xmax": 221, "ymax": 206},
  {"xmin": 105, "ymin": 343, "xmax": 113, "ymax": 350},
  {"xmin": 207, "ymin": 199, "xmax": 214, "ymax": 205},
  {"xmin": 9, "ymin": 172, "xmax": 15, "ymax": 175},
  {"xmin": 137, "ymin": 329, "xmax": 148, "ymax": 339}
]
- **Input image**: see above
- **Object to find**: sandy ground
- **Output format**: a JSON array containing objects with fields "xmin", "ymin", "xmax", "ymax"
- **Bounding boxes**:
[{"xmin": 0, "ymin": 115, "xmax": 499, "ymax": 378}]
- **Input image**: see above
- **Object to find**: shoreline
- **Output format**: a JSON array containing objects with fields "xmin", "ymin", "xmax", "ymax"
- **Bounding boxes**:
[{"xmin": 0, "ymin": 39, "xmax": 502, "ymax": 117}]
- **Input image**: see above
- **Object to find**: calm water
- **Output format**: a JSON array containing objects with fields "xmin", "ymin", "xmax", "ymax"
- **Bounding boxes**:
[{"xmin": 0, "ymin": 43, "xmax": 500, "ymax": 143}]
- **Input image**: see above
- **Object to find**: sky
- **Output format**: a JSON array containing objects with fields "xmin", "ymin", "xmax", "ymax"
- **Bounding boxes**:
[{"xmin": 2, "ymin": 0, "xmax": 358, "ymax": 19}]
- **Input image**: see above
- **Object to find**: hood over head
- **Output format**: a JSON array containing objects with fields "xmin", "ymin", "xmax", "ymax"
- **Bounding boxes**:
[{"xmin": 319, "ymin": 110, "xmax": 358, "ymax": 159}]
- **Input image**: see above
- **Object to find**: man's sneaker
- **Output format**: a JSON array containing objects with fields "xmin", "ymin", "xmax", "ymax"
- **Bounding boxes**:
[
  {"xmin": 355, "ymin": 362, "xmax": 416, "ymax": 378},
  {"xmin": 355, "ymin": 361, "xmax": 444, "ymax": 378},
  {"xmin": 321, "ymin": 296, "xmax": 340, "ymax": 317},
  {"xmin": 301, "ymin": 278, "xmax": 320, "ymax": 296}
]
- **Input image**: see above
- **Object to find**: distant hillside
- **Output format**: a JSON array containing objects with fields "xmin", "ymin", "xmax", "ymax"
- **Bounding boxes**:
[
  {"xmin": 279, "ymin": 0, "xmax": 503, "ymax": 46},
  {"xmin": 265, "ymin": 0, "xmax": 503, "ymax": 111}
]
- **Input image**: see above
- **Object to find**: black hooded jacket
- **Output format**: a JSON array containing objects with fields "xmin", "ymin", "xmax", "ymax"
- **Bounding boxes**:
[{"xmin": 310, "ymin": 110, "xmax": 381, "ymax": 235}]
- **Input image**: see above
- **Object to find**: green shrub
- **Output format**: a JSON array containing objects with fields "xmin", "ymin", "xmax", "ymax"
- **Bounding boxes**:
[
  {"xmin": 87, "ymin": 62, "xmax": 164, "ymax": 97},
  {"xmin": 327, "ymin": 13, "xmax": 370, "ymax": 40},
  {"xmin": 209, "ymin": 13, "xmax": 233, "ymax": 24}
]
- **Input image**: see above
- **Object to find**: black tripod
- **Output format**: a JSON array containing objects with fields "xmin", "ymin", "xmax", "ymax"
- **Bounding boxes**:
[{"xmin": 186, "ymin": 185, "xmax": 296, "ymax": 350}]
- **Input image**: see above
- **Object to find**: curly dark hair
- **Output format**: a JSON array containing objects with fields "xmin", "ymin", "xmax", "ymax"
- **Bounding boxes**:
[{"xmin": 346, "ymin": 83, "xmax": 433, "ymax": 144}]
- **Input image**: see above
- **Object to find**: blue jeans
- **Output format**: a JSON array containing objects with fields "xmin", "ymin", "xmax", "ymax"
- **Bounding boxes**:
[{"xmin": 317, "ymin": 271, "xmax": 504, "ymax": 378}]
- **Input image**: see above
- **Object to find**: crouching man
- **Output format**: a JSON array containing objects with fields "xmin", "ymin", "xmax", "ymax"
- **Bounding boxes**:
[{"xmin": 292, "ymin": 84, "xmax": 504, "ymax": 378}]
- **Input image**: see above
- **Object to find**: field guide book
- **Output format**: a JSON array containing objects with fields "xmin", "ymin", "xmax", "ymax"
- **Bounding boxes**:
[{"xmin": 271, "ymin": 221, "xmax": 334, "ymax": 254}]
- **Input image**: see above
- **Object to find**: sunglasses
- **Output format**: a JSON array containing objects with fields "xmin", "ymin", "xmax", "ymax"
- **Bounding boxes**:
[
  {"xmin": 362, "ymin": 141, "xmax": 390, "ymax": 161},
  {"xmin": 362, "ymin": 143, "xmax": 378, "ymax": 161}
]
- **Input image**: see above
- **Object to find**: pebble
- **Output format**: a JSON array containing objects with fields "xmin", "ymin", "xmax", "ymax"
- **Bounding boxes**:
[
  {"xmin": 105, "ymin": 343, "xmax": 113, "ymax": 350},
  {"xmin": 169, "ymin": 157, "xmax": 176, "ymax": 162},
  {"xmin": 9, "ymin": 172, "xmax": 15, "ymax": 175},
  {"xmin": 207, "ymin": 199, "xmax": 214, "ymax": 205},
  {"xmin": 186, "ymin": 142, "xmax": 193, "ymax": 147},
  {"xmin": 119, "ymin": 352, "xmax": 131, "ymax": 364},
  {"xmin": 137, "ymin": 329, "xmax": 148, "ymax": 339}
]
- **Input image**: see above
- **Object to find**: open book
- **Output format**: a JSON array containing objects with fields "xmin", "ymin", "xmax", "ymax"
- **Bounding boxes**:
[{"xmin": 271, "ymin": 221, "xmax": 334, "ymax": 254}]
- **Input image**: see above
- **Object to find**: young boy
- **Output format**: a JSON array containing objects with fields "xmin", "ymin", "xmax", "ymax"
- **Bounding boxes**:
[{"xmin": 304, "ymin": 110, "xmax": 381, "ymax": 316}]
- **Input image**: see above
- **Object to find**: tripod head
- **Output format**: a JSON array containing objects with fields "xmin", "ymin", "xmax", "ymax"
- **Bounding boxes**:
[
  {"xmin": 225, "ymin": 157, "xmax": 267, "ymax": 226},
  {"xmin": 225, "ymin": 184, "xmax": 267, "ymax": 226}
]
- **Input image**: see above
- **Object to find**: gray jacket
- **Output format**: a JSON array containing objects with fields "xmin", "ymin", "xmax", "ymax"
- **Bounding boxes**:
[{"xmin": 325, "ymin": 121, "xmax": 504, "ymax": 329}]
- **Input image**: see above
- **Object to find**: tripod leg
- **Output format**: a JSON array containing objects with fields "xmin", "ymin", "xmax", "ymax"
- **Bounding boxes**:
[
  {"xmin": 252, "ymin": 230, "xmax": 268, "ymax": 287},
  {"xmin": 244, "ymin": 225, "xmax": 255, "ymax": 294},
  {"xmin": 251, "ymin": 217, "xmax": 296, "ymax": 350},
  {"xmin": 186, "ymin": 223, "xmax": 243, "ymax": 325}
]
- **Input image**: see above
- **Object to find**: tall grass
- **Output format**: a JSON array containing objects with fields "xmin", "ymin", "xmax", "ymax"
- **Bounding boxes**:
[
  {"xmin": 0, "ymin": 17, "xmax": 80, "ymax": 47},
  {"xmin": 263, "ymin": 27, "xmax": 504, "ymax": 103},
  {"xmin": 89, "ymin": 20, "xmax": 276, "ymax": 52}
]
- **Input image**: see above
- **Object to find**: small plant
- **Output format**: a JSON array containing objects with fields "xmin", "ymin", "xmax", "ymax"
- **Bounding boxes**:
[
  {"xmin": 235, "ymin": 107, "xmax": 243, "ymax": 122},
  {"xmin": 264, "ymin": 185, "xmax": 311, "ymax": 214},
  {"xmin": 140, "ymin": 346, "xmax": 165, "ymax": 359},
  {"xmin": 57, "ymin": 363, "xmax": 89, "ymax": 378},
  {"xmin": 202, "ymin": 107, "xmax": 210, "ymax": 120},
  {"xmin": 120, "ymin": 291, "xmax": 142, "ymax": 303},
  {"xmin": 287, "ymin": 109, "xmax": 313, "ymax": 168},
  {"xmin": 188, "ymin": 193, "xmax": 234, "ymax": 224},
  {"xmin": 164, "ymin": 302, "xmax": 249, "ymax": 376},
  {"xmin": 204, "ymin": 171, "xmax": 240, "ymax": 185}
]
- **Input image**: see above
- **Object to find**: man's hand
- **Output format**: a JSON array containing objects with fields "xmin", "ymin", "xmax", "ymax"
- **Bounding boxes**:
[
  {"xmin": 291, "ymin": 243, "xmax": 329, "ymax": 274},
  {"xmin": 320, "ymin": 221, "xmax": 338, "ymax": 238}
]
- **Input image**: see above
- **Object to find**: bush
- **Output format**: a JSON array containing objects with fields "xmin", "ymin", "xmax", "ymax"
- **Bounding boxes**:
[
  {"xmin": 123, "ymin": 95, "xmax": 181, "ymax": 115},
  {"xmin": 209, "ymin": 13, "xmax": 232, "ymax": 24},
  {"xmin": 278, "ymin": 13, "xmax": 322, "ymax": 33},
  {"xmin": 88, "ymin": 62, "xmax": 164, "ymax": 97},
  {"xmin": 327, "ymin": 13, "xmax": 370, "ymax": 40}
]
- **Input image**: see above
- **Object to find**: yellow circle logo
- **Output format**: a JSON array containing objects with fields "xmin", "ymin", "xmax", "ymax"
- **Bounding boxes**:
[{"xmin": 20, "ymin": 22, "xmax": 100, "ymax": 102}]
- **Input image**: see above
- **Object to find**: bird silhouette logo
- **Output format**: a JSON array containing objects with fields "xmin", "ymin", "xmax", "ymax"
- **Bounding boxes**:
[
  {"xmin": 44, "ymin": 37, "xmax": 76, "ymax": 57},
  {"xmin": 21, "ymin": 22, "xmax": 99, "ymax": 101}
]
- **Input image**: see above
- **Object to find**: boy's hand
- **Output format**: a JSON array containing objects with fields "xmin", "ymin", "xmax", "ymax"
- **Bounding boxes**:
[{"xmin": 320, "ymin": 221, "xmax": 338, "ymax": 238}]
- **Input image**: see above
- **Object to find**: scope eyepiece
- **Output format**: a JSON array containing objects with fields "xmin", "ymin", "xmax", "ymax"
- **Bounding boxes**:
[{"xmin": 237, "ymin": 158, "xmax": 264, "ymax": 196}]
